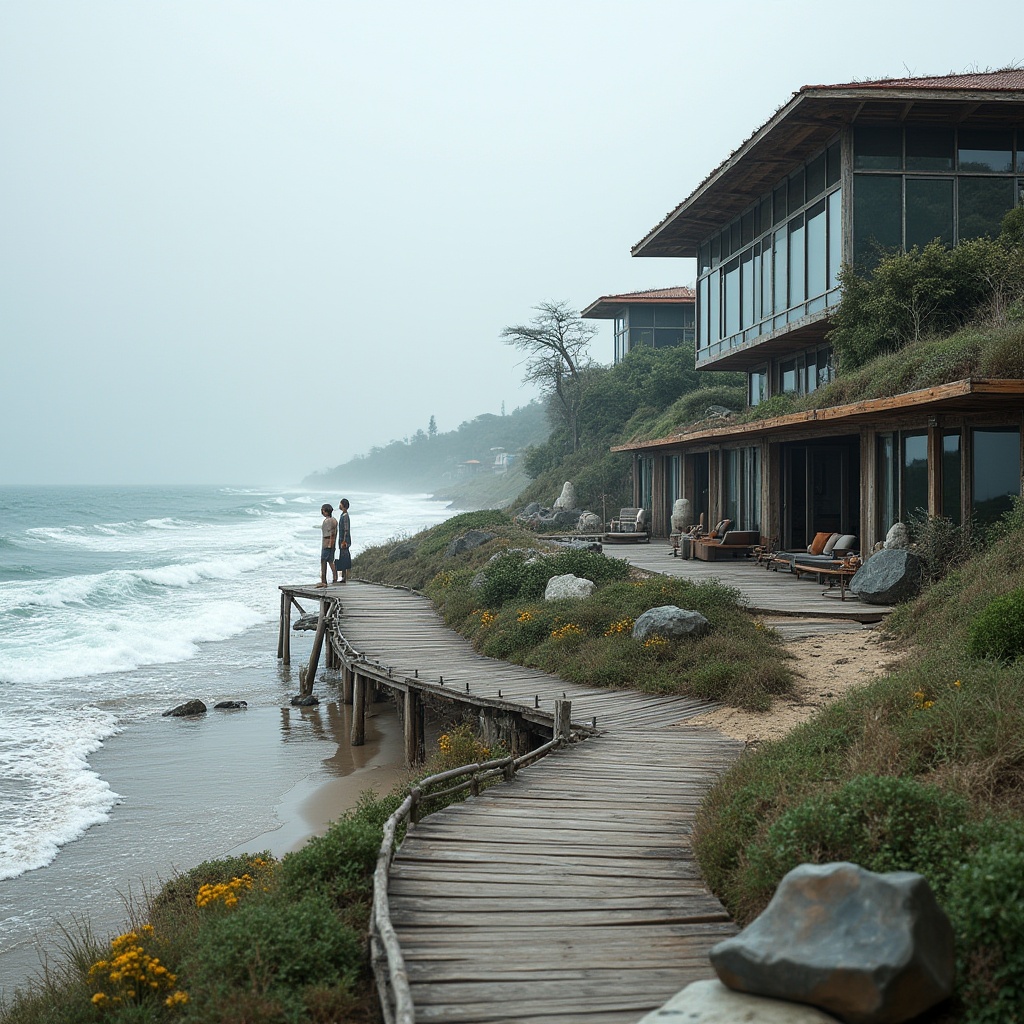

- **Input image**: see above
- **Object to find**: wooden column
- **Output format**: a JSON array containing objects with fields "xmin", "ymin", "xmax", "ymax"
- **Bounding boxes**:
[
  {"xmin": 304, "ymin": 599, "xmax": 327, "ymax": 696},
  {"xmin": 351, "ymin": 672, "xmax": 366, "ymax": 746},
  {"xmin": 927, "ymin": 420, "xmax": 943, "ymax": 517},
  {"xmin": 280, "ymin": 593, "xmax": 291, "ymax": 665},
  {"xmin": 553, "ymin": 699, "xmax": 571, "ymax": 742},
  {"xmin": 342, "ymin": 663, "xmax": 354, "ymax": 705},
  {"xmin": 403, "ymin": 689, "xmax": 420, "ymax": 765}
]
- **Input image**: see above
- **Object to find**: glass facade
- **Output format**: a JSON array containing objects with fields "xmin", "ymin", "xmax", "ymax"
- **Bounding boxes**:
[
  {"xmin": 696, "ymin": 140, "xmax": 842, "ymax": 361},
  {"xmin": 853, "ymin": 126, "xmax": 1024, "ymax": 266},
  {"xmin": 722, "ymin": 447, "xmax": 761, "ymax": 532},
  {"xmin": 614, "ymin": 304, "xmax": 696, "ymax": 363},
  {"xmin": 972, "ymin": 428, "xmax": 1021, "ymax": 525}
]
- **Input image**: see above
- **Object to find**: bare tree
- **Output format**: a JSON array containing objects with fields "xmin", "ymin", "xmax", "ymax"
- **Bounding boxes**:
[{"xmin": 500, "ymin": 300, "xmax": 596, "ymax": 452}]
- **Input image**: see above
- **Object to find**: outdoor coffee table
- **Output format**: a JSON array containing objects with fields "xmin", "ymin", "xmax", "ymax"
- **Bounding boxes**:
[{"xmin": 793, "ymin": 563, "xmax": 858, "ymax": 600}]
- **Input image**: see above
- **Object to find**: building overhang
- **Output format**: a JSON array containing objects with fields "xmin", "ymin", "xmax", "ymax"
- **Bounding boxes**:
[
  {"xmin": 696, "ymin": 311, "xmax": 832, "ymax": 371},
  {"xmin": 613, "ymin": 379, "xmax": 1024, "ymax": 454},
  {"xmin": 633, "ymin": 84, "xmax": 1024, "ymax": 260},
  {"xmin": 581, "ymin": 288, "xmax": 696, "ymax": 319}
]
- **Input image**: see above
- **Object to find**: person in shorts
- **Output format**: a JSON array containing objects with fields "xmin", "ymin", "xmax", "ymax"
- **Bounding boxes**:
[{"xmin": 319, "ymin": 504, "xmax": 338, "ymax": 587}]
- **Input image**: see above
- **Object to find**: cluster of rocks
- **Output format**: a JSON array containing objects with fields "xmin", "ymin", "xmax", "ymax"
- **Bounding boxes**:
[
  {"xmin": 514, "ymin": 482, "xmax": 605, "ymax": 536},
  {"xmin": 640, "ymin": 862, "xmax": 955, "ymax": 1024},
  {"xmin": 850, "ymin": 523, "xmax": 923, "ymax": 605},
  {"xmin": 162, "ymin": 699, "xmax": 247, "ymax": 717}
]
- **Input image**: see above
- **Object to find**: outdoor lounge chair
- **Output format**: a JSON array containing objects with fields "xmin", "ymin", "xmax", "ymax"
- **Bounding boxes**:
[{"xmin": 604, "ymin": 507, "xmax": 651, "ymax": 543}]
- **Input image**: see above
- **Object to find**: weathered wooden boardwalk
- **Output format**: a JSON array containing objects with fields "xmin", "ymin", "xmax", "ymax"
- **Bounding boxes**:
[{"xmin": 324, "ymin": 582, "xmax": 743, "ymax": 1023}]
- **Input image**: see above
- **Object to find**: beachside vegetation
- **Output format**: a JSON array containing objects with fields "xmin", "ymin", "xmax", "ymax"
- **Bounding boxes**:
[
  {"xmin": 0, "ymin": 721, "xmax": 512, "ymax": 1024},
  {"xmin": 356, "ymin": 511, "xmax": 794, "ymax": 711},
  {"xmin": 692, "ymin": 498, "xmax": 1024, "ymax": 1022}
]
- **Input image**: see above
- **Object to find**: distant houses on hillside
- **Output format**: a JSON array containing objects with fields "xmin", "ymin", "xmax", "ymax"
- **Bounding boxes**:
[{"xmin": 592, "ymin": 69, "xmax": 1024, "ymax": 549}]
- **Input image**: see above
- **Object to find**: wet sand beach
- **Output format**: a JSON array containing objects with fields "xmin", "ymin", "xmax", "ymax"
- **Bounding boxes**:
[{"xmin": 0, "ymin": 683, "xmax": 406, "ymax": 1000}]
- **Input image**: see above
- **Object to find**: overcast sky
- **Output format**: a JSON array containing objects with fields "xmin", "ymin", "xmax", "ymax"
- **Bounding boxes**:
[{"xmin": 1, "ymin": 1, "xmax": 1020, "ymax": 485}]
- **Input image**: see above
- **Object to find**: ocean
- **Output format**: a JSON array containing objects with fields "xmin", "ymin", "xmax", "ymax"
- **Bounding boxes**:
[{"xmin": 0, "ymin": 485, "xmax": 453, "ymax": 998}]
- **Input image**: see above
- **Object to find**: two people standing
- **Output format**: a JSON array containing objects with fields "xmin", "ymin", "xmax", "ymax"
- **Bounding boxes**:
[{"xmin": 317, "ymin": 498, "xmax": 352, "ymax": 587}]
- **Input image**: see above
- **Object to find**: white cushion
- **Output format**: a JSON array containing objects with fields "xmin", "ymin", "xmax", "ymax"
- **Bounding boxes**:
[
  {"xmin": 821, "ymin": 533, "xmax": 843, "ymax": 555},
  {"xmin": 833, "ymin": 534, "xmax": 857, "ymax": 553}
]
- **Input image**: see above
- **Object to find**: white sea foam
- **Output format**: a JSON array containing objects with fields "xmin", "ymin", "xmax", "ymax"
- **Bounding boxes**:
[{"xmin": 0, "ymin": 707, "xmax": 120, "ymax": 881}]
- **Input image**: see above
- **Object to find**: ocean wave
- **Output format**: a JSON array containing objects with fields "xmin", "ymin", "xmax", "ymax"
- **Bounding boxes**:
[{"xmin": 0, "ymin": 708, "xmax": 120, "ymax": 881}]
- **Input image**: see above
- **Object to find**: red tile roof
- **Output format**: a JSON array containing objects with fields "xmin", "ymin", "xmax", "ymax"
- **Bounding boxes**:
[
  {"xmin": 581, "ymin": 286, "xmax": 695, "ymax": 319},
  {"xmin": 805, "ymin": 69, "xmax": 1024, "ymax": 92}
]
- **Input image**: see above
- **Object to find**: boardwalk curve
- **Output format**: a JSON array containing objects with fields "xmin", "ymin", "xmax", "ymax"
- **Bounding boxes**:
[{"xmin": 329, "ymin": 582, "xmax": 745, "ymax": 1023}]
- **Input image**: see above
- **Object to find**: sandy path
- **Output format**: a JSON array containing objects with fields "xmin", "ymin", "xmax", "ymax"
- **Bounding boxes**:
[{"xmin": 682, "ymin": 624, "xmax": 905, "ymax": 745}]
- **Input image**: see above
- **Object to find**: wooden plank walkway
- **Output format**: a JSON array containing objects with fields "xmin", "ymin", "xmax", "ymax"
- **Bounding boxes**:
[
  {"xmin": 325, "ymin": 582, "xmax": 745, "ymax": 1023},
  {"xmin": 609, "ymin": 541, "xmax": 893, "ymax": 622}
]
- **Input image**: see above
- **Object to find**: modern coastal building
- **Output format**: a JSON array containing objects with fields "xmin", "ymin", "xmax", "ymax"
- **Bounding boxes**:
[
  {"xmin": 581, "ymin": 286, "xmax": 696, "ymax": 365},
  {"xmin": 618, "ymin": 70, "xmax": 1024, "ymax": 548}
]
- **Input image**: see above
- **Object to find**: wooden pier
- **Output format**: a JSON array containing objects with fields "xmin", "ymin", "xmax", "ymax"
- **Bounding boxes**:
[{"xmin": 277, "ymin": 580, "xmax": 749, "ymax": 1023}]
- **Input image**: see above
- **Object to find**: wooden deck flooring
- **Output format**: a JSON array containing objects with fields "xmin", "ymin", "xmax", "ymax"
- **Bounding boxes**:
[
  {"xmin": 610, "ymin": 541, "xmax": 893, "ymax": 622},
  {"xmin": 325, "ymin": 582, "xmax": 743, "ymax": 1023}
]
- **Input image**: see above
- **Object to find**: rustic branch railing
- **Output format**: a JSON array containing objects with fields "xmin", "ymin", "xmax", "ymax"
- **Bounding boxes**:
[{"xmin": 369, "ymin": 735, "xmax": 568, "ymax": 1024}]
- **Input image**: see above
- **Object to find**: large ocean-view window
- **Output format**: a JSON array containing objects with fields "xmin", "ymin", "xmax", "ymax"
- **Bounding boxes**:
[
  {"xmin": 903, "ymin": 433, "xmax": 929, "ymax": 519},
  {"xmin": 723, "ymin": 447, "xmax": 761, "ymax": 532},
  {"xmin": 854, "ymin": 126, "xmax": 902, "ymax": 170},
  {"xmin": 806, "ymin": 199, "xmax": 827, "ymax": 299},
  {"xmin": 906, "ymin": 178, "xmax": 954, "ymax": 249},
  {"xmin": 878, "ymin": 434, "xmax": 897, "ymax": 537},
  {"xmin": 972, "ymin": 428, "xmax": 1021, "ymax": 525},
  {"xmin": 853, "ymin": 175, "xmax": 902, "ymax": 265},
  {"xmin": 853, "ymin": 126, "xmax": 1021, "ymax": 266},
  {"xmin": 959, "ymin": 177, "xmax": 1017, "ymax": 240},
  {"xmin": 907, "ymin": 128, "xmax": 954, "ymax": 172},
  {"xmin": 958, "ymin": 130, "xmax": 1014, "ymax": 173}
]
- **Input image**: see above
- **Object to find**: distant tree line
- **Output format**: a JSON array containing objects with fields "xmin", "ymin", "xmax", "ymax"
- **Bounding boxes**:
[{"xmin": 302, "ymin": 403, "xmax": 548, "ymax": 492}]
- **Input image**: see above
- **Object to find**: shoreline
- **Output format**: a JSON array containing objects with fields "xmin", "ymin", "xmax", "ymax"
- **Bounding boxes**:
[{"xmin": 0, "ymin": 691, "xmax": 406, "ymax": 999}]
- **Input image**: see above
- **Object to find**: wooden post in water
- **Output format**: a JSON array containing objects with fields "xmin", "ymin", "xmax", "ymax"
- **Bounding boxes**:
[
  {"xmin": 553, "ymin": 699, "xmax": 572, "ymax": 742},
  {"xmin": 304, "ymin": 599, "xmax": 328, "ymax": 696},
  {"xmin": 342, "ymin": 663, "xmax": 354, "ymax": 705},
  {"xmin": 280, "ymin": 592, "xmax": 291, "ymax": 665},
  {"xmin": 351, "ymin": 671, "xmax": 366, "ymax": 746}
]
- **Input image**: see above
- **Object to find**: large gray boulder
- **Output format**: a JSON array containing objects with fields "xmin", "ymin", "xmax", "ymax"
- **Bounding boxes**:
[
  {"xmin": 544, "ymin": 573, "xmax": 595, "ymax": 600},
  {"xmin": 710, "ymin": 862, "xmax": 955, "ymax": 1024},
  {"xmin": 636, "ymin": 979, "xmax": 841, "ymax": 1023},
  {"xmin": 577, "ymin": 511, "xmax": 602, "ymax": 533},
  {"xmin": 632, "ymin": 605, "xmax": 710, "ymax": 641},
  {"xmin": 444, "ymin": 530, "xmax": 496, "ymax": 558},
  {"xmin": 849, "ymin": 550, "xmax": 922, "ymax": 605},
  {"xmin": 162, "ymin": 699, "xmax": 207, "ymax": 717}
]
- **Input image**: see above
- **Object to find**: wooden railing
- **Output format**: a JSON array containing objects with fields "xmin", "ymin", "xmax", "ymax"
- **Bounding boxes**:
[{"xmin": 369, "ymin": 719, "xmax": 573, "ymax": 1024}]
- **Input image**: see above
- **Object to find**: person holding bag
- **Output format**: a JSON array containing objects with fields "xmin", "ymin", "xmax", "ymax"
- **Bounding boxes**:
[{"xmin": 335, "ymin": 498, "xmax": 352, "ymax": 582}]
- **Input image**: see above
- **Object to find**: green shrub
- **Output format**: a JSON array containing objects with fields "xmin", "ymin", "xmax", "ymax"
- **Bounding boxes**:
[
  {"xmin": 279, "ymin": 800, "xmax": 396, "ymax": 907},
  {"xmin": 741, "ymin": 775, "xmax": 974, "ymax": 908},
  {"xmin": 479, "ymin": 550, "xmax": 529, "ymax": 606},
  {"xmin": 968, "ymin": 586, "xmax": 1024, "ymax": 663},
  {"xmin": 946, "ymin": 834, "xmax": 1024, "ymax": 1023},
  {"xmin": 907, "ymin": 511, "xmax": 980, "ymax": 583},
  {"xmin": 185, "ymin": 895, "xmax": 362, "ymax": 1018}
]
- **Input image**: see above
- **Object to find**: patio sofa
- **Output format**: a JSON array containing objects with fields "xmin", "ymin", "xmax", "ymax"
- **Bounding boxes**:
[
  {"xmin": 693, "ymin": 527, "xmax": 761, "ymax": 561},
  {"xmin": 772, "ymin": 531, "xmax": 858, "ymax": 572}
]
